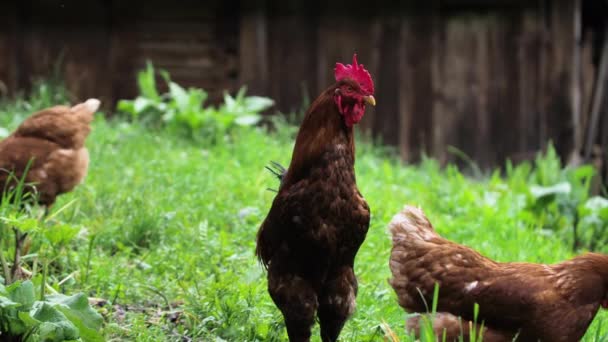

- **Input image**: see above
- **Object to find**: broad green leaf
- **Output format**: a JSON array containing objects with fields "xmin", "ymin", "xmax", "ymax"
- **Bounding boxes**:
[
  {"xmin": 159, "ymin": 69, "xmax": 172, "ymax": 84},
  {"xmin": 30, "ymin": 302, "xmax": 79, "ymax": 341},
  {"xmin": 188, "ymin": 88, "xmax": 207, "ymax": 110},
  {"xmin": 585, "ymin": 196, "xmax": 608, "ymax": 211},
  {"xmin": 235, "ymin": 86, "xmax": 247, "ymax": 102},
  {"xmin": 162, "ymin": 109, "xmax": 176, "ymax": 122},
  {"xmin": 8, "ymin": 281, "xmax": 35, "ymax": 309},
  {"xmin": 243, "ymin": 96, "xmax": 274, "ymax": 112},
  {"xmin": 134, "ymin": 97, "xmax": 154, "ymax": 114},
  {"xmin": 223, "ymin": 92, "xmax": 236, "ymax": 111},
  {"xmin": 137, "ymin": 62, "xmax": 160, "ymax": 101},
  {"xmin": 17, "ymin": 309, "xmax": 39, "ymax": 327},
  {"xmin": 573, "ymin": 165, "xmax": 596, "ymax": 180},
  {"xmin": 529, "ymin": 182, "xmax": 571, "ymax": 199},
  {"xmin": 116, "ymin": 99, "xmax": 135, "ymax": 115},
  {"xmin": 3, "ymin": 308, "xmax": 27, "ymax": 335},
  {"xmin": 234, "ymin": 114, "xmax": 262, "ymax": 126},
  {"xmin": 0, "ymin": 296, "xmax": 19, "ymax": 308},
  {"xmin": 46, "ymin": 293, "xmax": 104, "ymax": 342},
  {"xmin": 169, "ymin": 82, "xmax": 189, "ymax": 113}
]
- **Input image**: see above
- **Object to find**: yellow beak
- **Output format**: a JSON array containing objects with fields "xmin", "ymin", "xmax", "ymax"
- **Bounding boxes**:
[{"xmin": 363, "ymin": 95, "xmax": 376, "ymax": 106}]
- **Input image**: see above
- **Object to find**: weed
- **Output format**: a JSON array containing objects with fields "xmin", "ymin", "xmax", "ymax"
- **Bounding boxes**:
[{"xmin": 116, "ymin": 62, "xmax": 274, "ymax": 143}]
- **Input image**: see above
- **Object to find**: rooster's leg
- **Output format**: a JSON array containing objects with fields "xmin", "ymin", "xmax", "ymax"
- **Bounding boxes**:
[
  {"xmin": 318, "ymin": 266, "xmax": 357, "ymax": 342},
  {"xmin": 268, "ymin": 268, "xmax": 317, "ymax": 342}
]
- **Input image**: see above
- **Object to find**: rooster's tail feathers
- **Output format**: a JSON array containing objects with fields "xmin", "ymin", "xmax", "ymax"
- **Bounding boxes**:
[
  {"xmin": 265, "ymin": 161, "xmax": 287, "ymax": 193},
  {"xmin": 265, "ymin": 161, "xmax": 286, "ymax": 181}
]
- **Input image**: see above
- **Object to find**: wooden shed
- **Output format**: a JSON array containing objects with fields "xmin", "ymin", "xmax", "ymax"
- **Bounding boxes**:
[{"xmin": 0, "ymin": 0, "xmax": 606, "ymax": 179}]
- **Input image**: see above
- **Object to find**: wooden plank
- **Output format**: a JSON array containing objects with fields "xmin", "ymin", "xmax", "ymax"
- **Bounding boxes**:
[
  {"xmin": 267, "ymin": 0, "xmax": 318, "ymax": 113},
  {"xmin": 239, "ymin": 0, "xmax": 269, "ymax": 96},
  {"xmin": 472, "ymin": 16, "xmax": 492, "ymax": 168},
  {"xmin": 373, "ymin": 17, "xmax": 401, "ymax": 147},
  {"xmin": 14, "ymin": 0, "xmax": 112, "ymax": 104},
  {"xmin": 584, "ymin": 25, "xmax": 608, "ymax": 160},
  {"xmin": 497, "ymin": 10, "xmax": 523, "ymax": 163},
  {"xmin": 580, "ymin": 32, "xmax": 596, "ymax": 138},
  {"xmin": 0, "ymin": 1, "xmax": 18, "ymax": 95},
  {"xmin": 572, "ymin": 0, "xmax": 583, "ymax": 154},
  {"xmin": 542, "ymin": 0, "xmax": 575, "ymax": 158},
  {"xmin": 398, "ymin": 4, "xmax": 436, "ymax": 161},
  {"xmin": 518, "ymin": 6, "xmax": 542, "ymax": 154},
  {"xmin": 432, "ymin": 14, "xmax": 497, "ymax": 167},
  {"xmin": 108, "ymin": 0, "xmax": 238, "ymax": 105},
  {"xmin": 108, "ymin": 0, "xmax": 139, "ymax": 104},
  {"xmin": 601, "ymin": 108, "xmax": 608, "ymax": 185}
]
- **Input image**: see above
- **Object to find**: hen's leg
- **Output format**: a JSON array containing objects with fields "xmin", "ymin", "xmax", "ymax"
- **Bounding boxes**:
[
  {"xmin": 318, "ymin": 266, "xmax": 357, "ymax": 342},
  {"xmin": 268, "ymin": 269, "xmax": 317, "ymax": 342},
  {"xmin": 406, "ymin": 313, "xmax": 515, "ymax": 342}
]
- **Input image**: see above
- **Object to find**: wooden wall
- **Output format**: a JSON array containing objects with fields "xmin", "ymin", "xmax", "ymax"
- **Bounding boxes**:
[
  {"xmin": 0, "ymin": 0, "xmax": 606, "ymax": 173},
  {"xmin": 241, "ymin": 0, "xmax": 605, "ymax": 169},
  {"xmin": 0, "ymin": 0, "xmax": 239, "ymax": 106}
]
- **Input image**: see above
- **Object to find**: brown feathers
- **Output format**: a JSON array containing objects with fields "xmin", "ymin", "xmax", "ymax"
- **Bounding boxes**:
[
  {"xmin": 0, "ymin": 99, "xmax": 99, "ymax": 206},
  {"xmin": 389, "ymin": 205, "xmax": 608, "ymax": 342}
]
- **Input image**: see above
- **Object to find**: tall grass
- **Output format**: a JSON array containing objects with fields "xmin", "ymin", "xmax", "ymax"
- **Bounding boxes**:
[{"xmin": 0, "ymin": 82, "xmax": 606, "ymax": 341}]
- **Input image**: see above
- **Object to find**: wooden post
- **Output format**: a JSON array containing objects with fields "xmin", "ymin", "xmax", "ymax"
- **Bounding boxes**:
[
  {"xmin": 572, "ymin": 0, "xmax": 583, "ymax": 156},
  {"xmin": 239, "ymin": 0, "xmax": 269, "ymax": 96},
  {"xmin": 0, "ymin": 1, "xmax": 19, "ymax": 96},
  {"xmin": 584, "ymin": 26, "xmax": 608, "ymax": 161}
]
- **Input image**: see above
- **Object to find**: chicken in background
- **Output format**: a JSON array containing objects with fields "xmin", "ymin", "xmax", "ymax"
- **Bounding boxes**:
[
  {"xmin": 256, "ymin": 54, "xmax": 375, "ymax": 342},
  {"xmin": 389, "ymin": 205, "xmax": 608, "ymax": 342},
  {"xmin": 0, "ymin": 98, "xmax": 100, "ymax": 208}
]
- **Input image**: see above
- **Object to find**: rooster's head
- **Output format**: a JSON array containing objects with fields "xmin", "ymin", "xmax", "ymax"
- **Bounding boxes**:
[{"xmin": 334, "ymin": 54, "xmax": 375, "ymax": 127}]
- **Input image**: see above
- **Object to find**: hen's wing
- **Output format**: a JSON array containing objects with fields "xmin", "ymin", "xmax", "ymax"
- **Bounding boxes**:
[
  {"xmin": 0, "ymin": 136, "xmax": 60, "ymax": 204},
  {"xmin": 389, "ymin": 206, "xmax": 546, "ymax": 331},
  {"xmin": 15, "ymin": 99, "xmax": 99, "ymax": 149}
]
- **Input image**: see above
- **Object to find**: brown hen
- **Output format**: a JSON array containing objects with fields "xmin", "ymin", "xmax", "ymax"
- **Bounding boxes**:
[
  {"xmin": 0, "ymin": 99, "xmax": 100, "ymax": 207},
  {"xmin": 389, "ymin": 205, "xmax": 608, "ymax": 342},
  {"xmin": 256, "ymin": 55, "xmax": 375, "ymax": 342}
]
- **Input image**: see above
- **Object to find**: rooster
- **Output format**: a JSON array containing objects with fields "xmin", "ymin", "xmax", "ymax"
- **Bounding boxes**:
[
  {"xmin": 0, "ymin": 98, "xmax": 100, "ymax": 207},
  {"xmin": 389, "ymin": 205, "xmax": 608, "ymax": 342},
  {"xmin": 256, "ymin": 54, "xmax": 375, "ymax": 342}
]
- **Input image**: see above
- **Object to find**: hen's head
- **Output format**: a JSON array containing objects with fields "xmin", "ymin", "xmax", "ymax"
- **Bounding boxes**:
[{"xmin": 334, "ymin": 54, "xmax": 375, "ymax": 127}]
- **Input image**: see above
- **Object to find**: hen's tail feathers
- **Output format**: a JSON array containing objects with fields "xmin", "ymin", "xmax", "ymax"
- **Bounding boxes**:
[
  {"xmin": 71, "ymin": 98, "xmax": 101, "ymax": 113},
  {"xmin": 389, "ymin": 205, "xmax": 438, "ymax": 243},
  {"xmin": 265, "ymin": 161, "xmax": 287, "ymax": 193},
  {"xmin": 83, "ymin": 99, "xmax": 101, "ymax": 113},
  {"xmin": 406, "ymin": 313, "xmax": 515, "ymax": 342}
]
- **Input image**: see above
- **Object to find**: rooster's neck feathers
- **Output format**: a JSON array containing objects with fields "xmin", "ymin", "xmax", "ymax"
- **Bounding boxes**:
[{"xmin": 283, "ymin": 85, "xmax": 355, "ymax": 186}]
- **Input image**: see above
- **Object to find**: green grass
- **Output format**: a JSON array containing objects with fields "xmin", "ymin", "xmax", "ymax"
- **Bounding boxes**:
[{"xmin": 1, "ymin": 91, "xmax": 607, "ymax": 341}]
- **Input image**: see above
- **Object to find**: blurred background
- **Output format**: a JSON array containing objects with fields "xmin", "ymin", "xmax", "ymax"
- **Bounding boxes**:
[{"xmin": 0, "ymin": 0, "xmax": 606, "ymax": 178}]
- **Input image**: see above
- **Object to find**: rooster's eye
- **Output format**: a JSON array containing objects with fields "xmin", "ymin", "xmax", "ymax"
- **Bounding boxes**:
[{"xmin": 346, "ymin": 86, "xmax": 353, "ymax": 92}]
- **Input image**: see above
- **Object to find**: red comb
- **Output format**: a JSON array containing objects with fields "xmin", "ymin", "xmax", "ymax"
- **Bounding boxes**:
[{"xmin": 334, "ymin": 54, "xmax": 374, "ymax": 95}]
